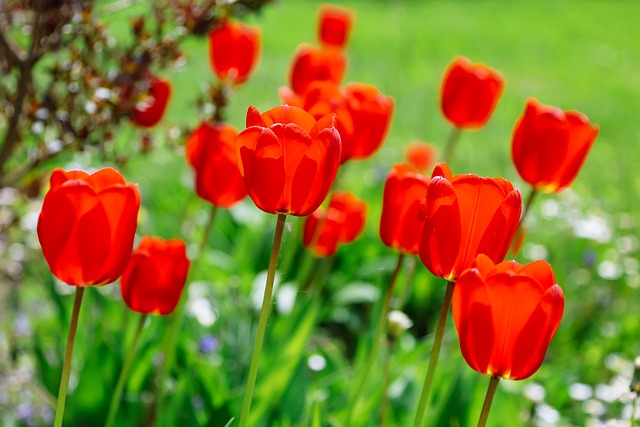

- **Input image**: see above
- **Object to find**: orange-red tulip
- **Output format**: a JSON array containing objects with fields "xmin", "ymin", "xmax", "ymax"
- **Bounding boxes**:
[
  {"xmin": 133, "ymin": 76, "xmax": 171, "ymax": 128},
  {"xmin": 186, "ymin": 122, "xmax": 247, "ymax": 208},
  {"xmin": 419, "ymin": 163, "xmax": 522, "ymax": 281},
  {"xmin": 318, "ymin": 4, "xmax": 354, "ymax": 49},
  {"xmin": 303, "ymin": 191, "xmax": 367, "ymax": 257},
  {"xmin": 405, "ymin": 141, "xmax": 436, "ymax": 173},
  {"xmin": 512, "ymin": 98, "xmax": 599, "ymax": 193},
  {"xmin": 340, "ymin": 83, "xmax": 394, "ymax": 163},
  {"xmin": 440, "ymin": 57, "xmax": 504, "ymax": 129},
  {"xmin": 287, "ymin": 81, "xmax": 393, "ymax": 164},
  {"xmin": 37, "ymin": 168, "xmax": 140, "ymax": 286},
  {"xmin": 452, "ymin": 254, "xmax": 564, "ymax": 380},
  {"xmin": 208, "ymin": 18, "xmax": 261, "ymax": 85},
  {"xmin": 380, "ymin": 164, "xmax": 429, "ymax": 255},
  {"xmin": 289, "ymin": 44, "xmax": 347, "ymax": 96},
  {"xmin": 120, "ymin": 236, "xmax": 190, "ymax": 315},
  {"xmin": 237, "ymin": 105, "xmax": 341, "ymax": 216}
]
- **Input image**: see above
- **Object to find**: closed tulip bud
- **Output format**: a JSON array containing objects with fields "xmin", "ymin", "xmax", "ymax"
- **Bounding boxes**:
[
  {"xmin": 380, "ymin": 163, "xmax": 429, "ymax": 255},
  {"xmin": 120, "ymin": 237, "xmax": 190, "ymax": 315},
  {"xmin": 237, "ymin": 105, "xmax": 341, "ymax": 216},
  {"xmin": 419, "ymin": 163, "xmax": 522, "ymax": 281},
  {"xmin": 303, "ymin": 191, "xmax": 367, "ymax": 257},
  {"xmin": 405, "ymin": 141, "xmax": 436, "ymax": 173},
  {"xmin": 318, "ymin": 4, "xmax": 354, "ymax": 49},
  {"xmin": 511, "ymin": 98, "xmax": 599, "ymax": 193},
  {"xmin": 186, "ymin": 122, "xmax": 247, "ymax": 208},
  {"xmin": 452, "ymin": 254, "xmax": 564, "ymax": 380},
  {"xmin": 340, "ymin": 83, "xmax": 394, "ymax": 163},
  {"xmin": 37, "ymin": 168, "xmax": 140, "ymax": 286},
  {"xmin": 133, "ymin": 76, "xmax": 171, "ymax": 128},
  {"xmin": 440, "ymin": 57, "xmax": 504, "ymax": 129},
  {"xmin": 289, "ymin": 44, "xmax": 347, "ymax": 96},
  {"xmin": 208, "ymin": 18, "xmax": 261, "ymax": 85}
]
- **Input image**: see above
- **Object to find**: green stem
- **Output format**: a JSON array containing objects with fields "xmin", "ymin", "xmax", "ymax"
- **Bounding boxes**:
[
  {"xmin": 477, "ymin": 376, "xmax": 500, "ymax": 427},
  {"xmin": 380, "ymin": 336, "xmax": 396, "ymax": 427},
  {"xmin": 442, "ymin": 126, "xmax": 462, "ymax": 165},
  {"xmin": 105, "ymin": 313, "xmax": 148, "ymax": 427},
  {"xmin": 53, "ymin": 286, "xmax": 85, "ymax": 427},
  {"xmin": 631, "ymin": 393, "xmax": 638, "ymax": 427},
  {"xmin": 412, "ymin": 280, "xmax": 455, "ymax": 427},
  {"xmin": 519, "ymin": 187, "xmax": 538, "ymax": 228},
  {"xmin": 238, "ymin": 213, "xmax": 287, "ymax": 427},
  {"xmin": 345, "ymin": 253, "xmax": 405, "ymax": 427},
  {"xmin": 155, "ymin": 204, "xmax": 217, "ymax": 424},
  {"xmin": 199, "ymin": 204, "xmax": 218, "ymax": 256}
]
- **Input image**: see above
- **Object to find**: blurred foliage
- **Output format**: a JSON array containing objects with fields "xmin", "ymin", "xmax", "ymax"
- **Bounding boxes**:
[{"xmin": 1, "ymin": 0, "xmax": 640, "ymax": 426}]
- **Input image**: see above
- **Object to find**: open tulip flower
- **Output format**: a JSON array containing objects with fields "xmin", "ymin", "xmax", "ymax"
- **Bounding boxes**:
[
  {"xmin": 440, "ymin": 56, "xmax": 504, "ymax": 130},
  {"xmin": 289, "ymin": 43, "xmax": 347, "ymax": 96},
  {"xmin": 120, "ymin": 237, "xmax": 190, "ymax": 316},
  {"xmin": 237, "ymin": 105, "xmax": 341, "ymax": 216},
  {"xmin": 303, "ymin": 191, "xmax": 367, "ymax": 257},
  {"xmin": 132, "ymin": 76, "xmax": 171, "ymax": 128},
  {"xmin": 208, "ymin": 18, "xmax": 261, "ymax": 85},
  {"xmin": 452, "ymin": 254, "xmax": 565, "ymax": 380},
  {"xmin": 38, "ymin": 168, "xmax": 141, "ymax": 287},
  {"xmin": 512, "ymin": 98, "xmax": 599, "ymax": 193},
  {"xmin": 380, "ymin": 163, "xmax": 430, "ymax": 255},
  {"xmin": 318, "ymin": 4, "xmax": 354, "ymax": 49},
  {"xmin": 186, "ymin": 122, "xmax": 247, "ymax": 208},
  {"xmin": 419, "ymin": 163, "xmax": 522, "ymax": 282}
]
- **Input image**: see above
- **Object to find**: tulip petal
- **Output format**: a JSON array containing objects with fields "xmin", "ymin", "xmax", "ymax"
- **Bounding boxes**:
[
  {"xmin": 475, "ymin": 188, "xmax": 522, "ymax": 266},
  {"xmin": 419, "ymin": 176, "xmax": 461, "ymax": 279},
  {"xmin": 261, "ymin": 105, "xmax": 316, "ymax": 133},
  {"xmin": 453, "ymin": 269, "xmax": 495, "ymax": 375},
  {"xmin": 238, "ymin": 127, "xmax": 285, "ymax": 214}
]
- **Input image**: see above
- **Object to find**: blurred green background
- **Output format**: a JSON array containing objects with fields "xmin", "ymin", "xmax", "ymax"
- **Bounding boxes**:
[{"xmin": 4, "ymin": 0, "xmax": 640, "ymax": 426}]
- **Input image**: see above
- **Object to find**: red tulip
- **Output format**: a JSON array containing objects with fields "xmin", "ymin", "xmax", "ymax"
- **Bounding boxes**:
[
  {"xmin": 37, "ymin": 168, "xmax": 140, "ymax": 286},
  {"xmin": 318, "ymin": 4, "xmax": 354, "ymax": 49},
  {"xmin": 120, "ymin": 236, "xmax": 190, "ymax": 315},
  {"xmin": 380, "ymin": 164, "xmax": 429, "ymax": 255},
  {"xmin": 452, "ymin": 254, "xmax": 564, "ymax": 380},
  {"xmin": 289, "ymin": 44, "xmax": 347, "ymax": 96},
  {"xmin": 419, "ymin": 163, "xmax": 522, "ymax": 281},
  {"xmin": 440, "ymin": 57, "xmax": 504, "ymax": 129},
  {"xmin": 287, "ymin": 81, "xmax": 393, "ymax": 164},
  {"xmin": 303, "ymin": 191, "xmax": 367, "ymax": 257},
  {"xmin": 133, "ymin": 76, "xmax": 171, "ymax": 128},
  {"xmin": 340, "ymin": 83, "xmax": 394, "ymax": 163},
  {"xmin": 237, "ymin": 105, "xmax": 341, "ymax": 216},
  {"xmin": 512, "ymin": 98, "xmax": 599, "ymax": 193},
  {"xmin": 405, "ymin": 141, "xmax": 436, "ymax": 173},
  {"xmin": 186, "ymin": 122, "xmax": 247, "ymax": 208},
  {"xmin": 208, "ymin": 18, "xmax": 261, "ymax": 85}
]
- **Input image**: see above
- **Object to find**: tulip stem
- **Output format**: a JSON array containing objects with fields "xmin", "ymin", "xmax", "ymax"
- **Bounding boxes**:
[
  {"xmin": 442, "ymin": 126, "xmax": 462, "ymax": 165},
  {"xmin": 519, "ymin": 187, "xmax": 538, "ymax": 227},
  {"xmin": 477, "ymin": 376, "xmax": 500, "ymax": 427},
  {"xmin": 238, "ymin": 213, "xmax": 287, "ymax": 427},
  {"xmin": 380, "ymin": 335, "xmax": 396, "ymax": 426},
  {"xmin": 105, "ymin": 313, "xmax": 148, "ymax": 427},
  {"xmin": 199, "ymin": 204, "xmax": 218, "ymax": 256},
  {"xmin": 53, "ymin": 286, "xmax": 85, "ymax": 427},
  {"xmin": 412, "ymin": 280, "xmax": 455, "ymax": 427},
  {"xmin": 344, "ymin": 253, "xmax": 405, "ymax": 426}
]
